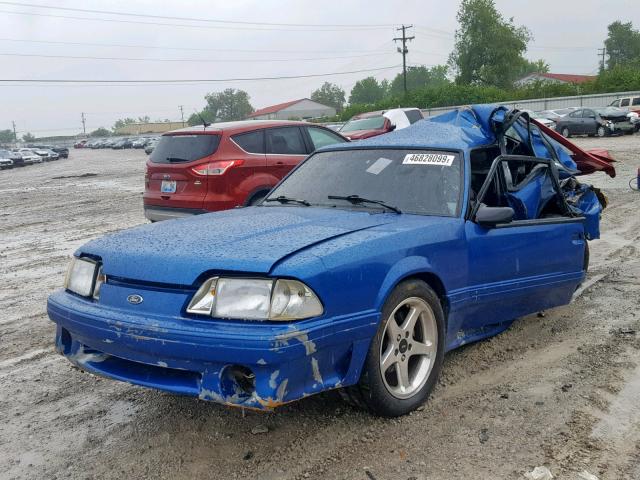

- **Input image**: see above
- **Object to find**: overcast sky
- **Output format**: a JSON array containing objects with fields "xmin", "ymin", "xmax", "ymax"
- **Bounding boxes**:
[{"xmin": 1, "ymin": 0, "xmax": 638, "ymax": 137}]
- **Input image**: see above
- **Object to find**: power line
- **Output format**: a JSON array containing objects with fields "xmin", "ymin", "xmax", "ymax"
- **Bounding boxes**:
[
  {"xmin": 0, "ymin": 65, "xmax": 401, "ymax": 85},
  {"xmin": 0, "ymin": 8, "xmax": 392, "ymax": 32},
  {"xmin": 0, "ymin": 51, "xmax": 394, "ymax": 64},
  {"xmin": 0, "ymin": 1, "xmax": 396, "ymax": 28},
  {"xmin": 0, "ymin": 37, "xmax": 389, "ymax": 54}
]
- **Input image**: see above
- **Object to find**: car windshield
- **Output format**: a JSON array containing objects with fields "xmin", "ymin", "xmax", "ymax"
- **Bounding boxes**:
[
  {"xmin": 340, "ymin": 116, "xmax": 386, "ymax": 133},
  {"xmin": 265, "ymin": 148, "xmax": 463, "ymax": 216},
  {"xmin": 150, "ymin": 134, "xmax": 221, "ymax": 163}
]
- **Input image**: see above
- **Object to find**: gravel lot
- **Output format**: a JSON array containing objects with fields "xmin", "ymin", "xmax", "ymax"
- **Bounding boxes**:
[{"xmin": 1, "ymin": 137, "xmax": 639, "ymax": 480}]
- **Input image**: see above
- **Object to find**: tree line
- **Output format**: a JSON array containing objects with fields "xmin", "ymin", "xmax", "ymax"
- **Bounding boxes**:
[{"xmin": 5, "ymin": 0, "xmax": 640, "ymax": 142}]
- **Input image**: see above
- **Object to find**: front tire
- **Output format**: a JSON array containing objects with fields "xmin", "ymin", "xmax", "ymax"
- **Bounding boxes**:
[
  {"xmin": 342, "ymin": 280, "xmax": 445, "ymax": 417},
  {"xmin": 597, "ymin": 126, "xmax": 606, "ymax": 137},
  {"xmin": 561, "ymin": 127, "xmax": 571, "ymax": 138}
]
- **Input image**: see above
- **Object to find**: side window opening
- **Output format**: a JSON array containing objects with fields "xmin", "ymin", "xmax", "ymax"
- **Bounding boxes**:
[
  {"xmin": 632, "ymin": 97, "xmax": 640, "ymax": 106},
  {"xmin": 620, "ymin": 98, "xmax": 630, "ymax": 107},
  {"xmin": 232, "ymin": 130, "xmax": 265, "ymax": 154},
  {"xmin": 307, "ymin": 127, "xmax": 346, "ymax": 150},
  {"xmin": 472, "ymin": 156, "xmax": 570, "ymax": 223},
  {"xmin": 266, "ymin": 127, "xmax": 307, "ymax": 155}
]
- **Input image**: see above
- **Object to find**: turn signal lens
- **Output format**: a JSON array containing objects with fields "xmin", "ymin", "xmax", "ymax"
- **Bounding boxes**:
[
  {"xmin": 186, "ymin": 278, "xmax": 218, "ymax": 315},
  {"xmin": 192, "ymin": 160, "xmax": 244, "ymax": 176}
]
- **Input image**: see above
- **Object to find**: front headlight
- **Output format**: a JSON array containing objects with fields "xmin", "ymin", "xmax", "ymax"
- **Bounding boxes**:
[
  {"xmin": 64, "ymin": 257, "xmax": 103, "ymax": 299},
  {"xmin": 186, "ymin": 277, "xmax": 323, "ymax": 321}
]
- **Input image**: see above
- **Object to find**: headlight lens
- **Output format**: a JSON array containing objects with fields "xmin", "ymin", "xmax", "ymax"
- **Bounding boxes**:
[
  {"xmin": 64, "ymin": 257, "xmax": 99, "ymax": 298},
  {"xmin": 187, "ymin": 277, "xmax": 323, "ymax": 321}
]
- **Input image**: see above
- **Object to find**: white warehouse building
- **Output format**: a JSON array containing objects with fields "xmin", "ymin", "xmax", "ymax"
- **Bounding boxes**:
[{"xmin": 247, "ymin": 98, "xmax": 336, "ymax": 120}]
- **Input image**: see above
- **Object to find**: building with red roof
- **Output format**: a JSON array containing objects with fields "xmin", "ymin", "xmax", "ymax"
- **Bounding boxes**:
[
  {"xmin": 515, "ymin": 72, "xmax": 597, "ymax": 87},
  {"xmin": 247, "ymin": 98, "xmax": 336, "ymax": 120}
]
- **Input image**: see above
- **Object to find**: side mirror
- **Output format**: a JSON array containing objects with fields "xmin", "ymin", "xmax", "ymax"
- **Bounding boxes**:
[{"xmin": 475, "ymin": 205, "xmax": 514, "ymax": 227}]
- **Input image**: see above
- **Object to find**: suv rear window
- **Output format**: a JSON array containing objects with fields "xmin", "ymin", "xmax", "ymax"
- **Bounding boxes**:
[
  {"xmin": 405, "ymin": 110, "xmax": 423, "ymax": 124},
  {"xmin": 150, "ymin": 134, "xmax": 221, "ymax": 163}
]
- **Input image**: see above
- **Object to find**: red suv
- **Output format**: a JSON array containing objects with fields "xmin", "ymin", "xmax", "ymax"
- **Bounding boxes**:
[{"xmin": 143, "ymin": 120, "xmax": 348, "ymax": 222}]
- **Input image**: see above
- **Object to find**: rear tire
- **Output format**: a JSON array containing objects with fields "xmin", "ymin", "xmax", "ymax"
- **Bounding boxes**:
[{"xmin": 341, "ymin": 279, "xmax": 445, "ymax": 417}]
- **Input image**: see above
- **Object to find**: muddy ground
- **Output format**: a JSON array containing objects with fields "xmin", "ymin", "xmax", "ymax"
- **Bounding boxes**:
[{"xmin": 0, "ymin": 136, "xmax": 639, "ymax": 480}]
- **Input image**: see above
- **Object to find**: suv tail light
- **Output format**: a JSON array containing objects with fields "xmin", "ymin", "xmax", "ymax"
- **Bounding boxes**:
[
  {"xmin": 144, "ymin": 170, "xmax": 149, "ymax": 189},
  {"xmin": 192, "ymin": 160, "xmax": 244, "ymax": 176}
]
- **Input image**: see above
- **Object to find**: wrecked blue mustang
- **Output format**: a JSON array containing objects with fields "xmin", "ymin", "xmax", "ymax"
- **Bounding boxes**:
[{"xmin": 48, "ymin": 105, "xmax": 613, "ymax": 417}]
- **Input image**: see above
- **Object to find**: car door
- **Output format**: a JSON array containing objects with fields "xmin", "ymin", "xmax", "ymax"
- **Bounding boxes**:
[
  {"xmin": 567, "ymin": 109, "xmax": 584, "ymax": 134},
  {"xmin": 582, "ymin": 109, "xmax": 598, "ymax": 135},
  {"xmin": 463, "ymin": 154, "xmax": 586, "ymax": 330},
  {"xmin": 265, "ymin": 126, "xmax": 309, "ymax": 179}
]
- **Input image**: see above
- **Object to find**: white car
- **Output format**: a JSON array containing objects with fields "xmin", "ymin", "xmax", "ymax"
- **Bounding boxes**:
[{"xmin": 16, "ymin": 148, "xmax": 43, "ymax": 164}]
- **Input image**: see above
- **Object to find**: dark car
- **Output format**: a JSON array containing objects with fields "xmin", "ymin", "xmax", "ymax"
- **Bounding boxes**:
[
  {"xmin": 112, "ymin": 138, "xmax": 134, "ymax": 149},
  {"xmin": 0, "ymin": 149, "xmax": 25, "ymax": 167},
  {"xmin": 52, "ymin": 146, "xmax": 69, "ymax": 158},
  {"xmin": 555, "ymin": 107, "xmax": 634, "ymax": 138}
]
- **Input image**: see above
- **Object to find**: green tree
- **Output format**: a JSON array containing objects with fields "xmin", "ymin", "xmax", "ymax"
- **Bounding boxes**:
[
  {"xmin": 349, "ymin": 77, "xmax": 386, "ymax": 104},
  {"xmin": 112, "ymin": 117, "xmax": 136, "ymax": 131},
  {"xmin": 311, "ymin": 82, "xmax": 346, "ymax": 112},
  {"xmin": 188, "ymin": 110, "xmax": 216, "ymax": 126},
  {"xmin": 449, "ymin": 0, "xmax": 531, "ymax": 88},
  {"xmin": 516, "ymin": 58, "xmax": 550, "ymax": 77},
  {"xmin": 389, "ymin": 65, "xmax": 449, "ymax": 96},
  {"xmin": 205, "ymin": 89, "xmax": 254, "ymax": 122},
  {"xmin": 89, "ymin": 127, "xmax": 111, "ymax": 137},
  {"xmin": 22, "ymin": 132, "xmax": 36, "ymax": 142},
  {"xmin": 137, "ymin": 115, "xmax": 151, "ymax": 123},
  {"xmin": 605, "ymin": 21, "xmax": 640, "ymax": 70},
  {"xmin": 0, "ymin": 129, "xmax": 15, "ymax": 143}
]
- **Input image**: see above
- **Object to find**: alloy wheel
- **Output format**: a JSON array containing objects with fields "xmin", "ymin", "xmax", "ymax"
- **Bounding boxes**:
[{"xmin": 379, "ymin": 297, "xmax": 438, "ymax": 399}]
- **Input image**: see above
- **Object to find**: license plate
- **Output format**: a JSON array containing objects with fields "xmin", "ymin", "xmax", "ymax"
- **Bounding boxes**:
[{"xmin": 161, "ymin": 180, "xmax": 177, "ymax": 193}]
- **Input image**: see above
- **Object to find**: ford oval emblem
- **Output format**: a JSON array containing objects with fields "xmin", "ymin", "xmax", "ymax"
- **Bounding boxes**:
[{"xmin": 127, "ymin": 294, "xmax": 143, "ymax": 305}]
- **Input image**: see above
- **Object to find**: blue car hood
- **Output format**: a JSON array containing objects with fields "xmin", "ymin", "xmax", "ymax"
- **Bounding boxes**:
[{"xmin": 79, "ymin": 207, "xmax": 395, "ymax": 285}]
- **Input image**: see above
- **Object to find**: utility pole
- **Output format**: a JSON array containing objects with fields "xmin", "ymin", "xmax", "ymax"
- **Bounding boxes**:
[
  {"xmin": 179, "ymin": 105, "xmax": 185, "ymax": 126},
  {"xmin": 81, "ymin": 112, "xmax": 86, "ymax": 136},
  {"xmin": 393, "ymin": 25, "xmax": 414, "ymax": 94},
  {"xmin": 598, "ymin": 46, "xmax": 606, "ymax": 72},
  {"xmin": 12, "ymin": 121, "xmax": 17, "ymax": 143}
]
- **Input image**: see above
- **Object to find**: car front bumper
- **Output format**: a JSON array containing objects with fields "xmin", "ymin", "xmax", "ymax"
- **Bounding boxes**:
[
  {"xmin": 143, "ymin": 206, "xmax": 209, "ymax": 222},
  {"xmin": 47, "ymin": 290, "xmax": 377, "ymax": 410}
]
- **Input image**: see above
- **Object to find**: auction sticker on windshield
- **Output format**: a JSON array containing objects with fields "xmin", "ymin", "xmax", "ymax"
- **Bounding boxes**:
[{"xmin": 403, "ymin": 153, "xmax": 455, "ymax": 166}]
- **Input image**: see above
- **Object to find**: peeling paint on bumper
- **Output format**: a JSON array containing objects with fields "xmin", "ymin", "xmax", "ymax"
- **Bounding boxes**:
[{"xmin": 47, "ymin": 290, "xmax": 377, "ymax": 410}]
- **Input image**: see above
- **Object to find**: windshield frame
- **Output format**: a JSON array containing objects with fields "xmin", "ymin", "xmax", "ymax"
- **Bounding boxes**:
[{"xmin": 262, "ymin": 146, "xmax": 466, "ymax": 218}]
